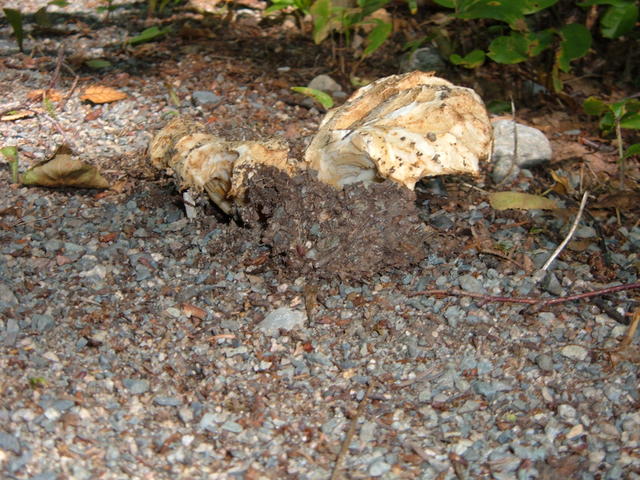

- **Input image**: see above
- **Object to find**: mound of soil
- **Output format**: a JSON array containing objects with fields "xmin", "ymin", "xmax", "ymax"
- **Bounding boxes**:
[{"xmin": 236, "ymin": 166, "xmax": 429, "ymax": 279}]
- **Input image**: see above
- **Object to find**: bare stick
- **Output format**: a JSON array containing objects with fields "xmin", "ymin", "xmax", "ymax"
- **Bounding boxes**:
[
  {"xmin": 541, "ymin": 190, "xmax": 589, "ymax": 271},
  {"xmin": 409, "ymin": 281, "xmax": 640, "ymax": 307},
  {"xmin": 620, "ymin": 308, "xmax": 639, "ymax": 347},
  {"xmin": 49, "ymin": 46, "xmax": 65, "ymax": 90},
  {"xmin": 330, "ymin": 381, "xmax": 374, "ymax": 480}
]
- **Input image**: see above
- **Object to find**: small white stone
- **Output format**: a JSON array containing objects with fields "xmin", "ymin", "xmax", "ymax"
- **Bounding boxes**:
[{"xmin": 566, "ymin": 424, "xmax": 584, "ymax": 439}]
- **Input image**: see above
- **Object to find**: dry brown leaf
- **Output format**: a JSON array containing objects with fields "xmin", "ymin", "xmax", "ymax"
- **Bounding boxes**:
[
  {"xmin": 182, "ymin": 303, "xmax": 207, "ymax": 319},
  {"xmin": 593, "ymin": 191, "xmax": 640, "ymax": 210},
  {"xmin": 21, "ymin": 144, "xmax": 110, "ymax": 189},
  {"xmin": 80, "ymin": 85, "xmax": 127, "ymax": 104},
  {"xmin": 1, "ymin": 109, "xmax": 36, "ymax": 121},
  {"xmin": 27, "ymin": 89, "xmax": 63, "ymax": 102}
]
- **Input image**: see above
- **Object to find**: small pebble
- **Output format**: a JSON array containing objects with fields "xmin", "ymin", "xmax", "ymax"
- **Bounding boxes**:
[{"xmin": 560, "ymin": 345, "xmax": 589, "ymax": 362}]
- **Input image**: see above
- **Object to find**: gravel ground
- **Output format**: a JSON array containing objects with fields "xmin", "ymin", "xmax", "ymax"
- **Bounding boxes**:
[{"xmin": 1, "ymin": 2, "xmax": 640, "ymax": 479}]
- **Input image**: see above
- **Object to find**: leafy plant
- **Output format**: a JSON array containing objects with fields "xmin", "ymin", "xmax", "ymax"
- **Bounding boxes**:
[
  {"xmin": 3, "ymin": 1, "xmax": 69, "ymax": 51},
  {"xmin": 1, "ymin": 146, "xmax": 19, "ymax": 184},
  {"xmin": 266, "ymin": 0, "xmax": 314, "ymax": 16},
  {"xmin": 126, "ymin": 26, "xmax": 172, "ymax": 45},
  {"xmin": 578, "ymin": 0, "xmax": 639, "ymax": 38},
  {"xmin": 433, "ymin": 0, "xmax": 637, "ymax": 92},
  {"xmin": 583, "ymin": 96, "xmax": 640, "ymax": 185},
  {"xmin": 3, "ymin": 8, "xmax": 24, "ymax": 52},
  {"xmin": 309, "ymin": 0, "xmax": 393, "ymax": 74},
  {"xmin": 147, "ymin": 0, "xmax": 183, "ymax": 17}
]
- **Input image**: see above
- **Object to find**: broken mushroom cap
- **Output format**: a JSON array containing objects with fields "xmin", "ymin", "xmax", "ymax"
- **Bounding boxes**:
[
  {"xmin": 149, "ymin": 116, "xmax": 293, "ymax": 214},
  {"xmin": 304, "ymin": 71, "xmax": 493, "ymax": 190}
]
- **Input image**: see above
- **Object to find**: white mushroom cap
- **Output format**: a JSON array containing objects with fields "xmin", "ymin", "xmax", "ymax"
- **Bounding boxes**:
[{"xmin": 305, "ymin": 71, "xmax": 493, "ymax": 189}]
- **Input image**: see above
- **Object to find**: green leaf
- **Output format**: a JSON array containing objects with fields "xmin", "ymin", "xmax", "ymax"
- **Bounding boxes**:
[
  {"xmin": 488, "ymin": 34, "xmax": 529, "ymax": 64},
  {"xmin": 620, "ymin": 112, "xmax": 640, "ymax": 129},
  {"xmin": 311, "ymin": 0, "xmax": 333, "ymax": 44},
  {"xmin": 523, "ymin": 0, "xmax": 558, "ymax": 14},
  {"xmin": 362, "ymin": 18, "xmax": 392, "ymax": 58},
  {"xmin": 127, "ymin": 26, "xmax": 171, "ymax": 45},
  {"xmin": 600, "ymin": 3, "xmax": 639, "ymax": 38},
  {"xmin": 406, "ymin": 0, "xmax": 417, "ymax": 14},
  {"xmin": 624, "ymin": 143, "xmax": 640, "ymax": 158},
  {"xmin": 486, "ymin": 100, "xmax": 512, "ymax": 114},
  {"xmin": 265, "ymin": 3, "xmax": 291, "ymax": 14},
  {"xmin": 48, "ymin": 0, "xmax": 70, "ymax": 6},
  {"xmin": 432, "ymin": 0, "xmax": 454, "ymax": 7},
  {"xmin": 449, "ymin": 49, "xmax": 485, "ymax": 68},
  {"xmin": 3, "ymin": 8, "xmax": 24, "ymax": 52},
  {"xmin": 556, "ymin": 23, "xmax": 591, "ymax": 72},
  {"xmin": 582, "ymin": 96, "xmax": 609, "ymax": 115},
  {"xmin": 291, "ymin": 87, "xmax": 334, "ymax": 109},
  {"xmin": 489, "ymin": 192, "xmax": 558, "ymax": 210},
  {"xmin": 455, "ymin": 1, "xmax": 526, "ymax": 25},
  {"xmin": 599, "ymin": 110, "xmax": 615, "ymax": 131},
  {"xmin": 527, "ymin": 29, "xmax": 554, "ymax": 56},
  {"xmin": 85, "ymin": 59, "xmax": 112, "ymax": 69},
  {"xmin": 359, "ymin": 0, "xmax": 390, "ymax": 18},
  {"xmin": 1, "ymin": 146, "xmax": 19, "ymax": 184},
  {"xmin": 34, "ymin": 7, "xmax": 52, "ymax": 27}
]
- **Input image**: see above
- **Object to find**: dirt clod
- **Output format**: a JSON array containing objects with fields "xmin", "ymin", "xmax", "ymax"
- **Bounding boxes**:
[{"xmin": 236, "ymin": 166, "xmax": 429, "ymax": 279}]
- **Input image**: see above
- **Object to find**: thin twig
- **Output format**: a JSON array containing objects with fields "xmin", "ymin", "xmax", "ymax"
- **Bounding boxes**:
[
  {"xmin": 620, "ymin": 308, "xmax": 639, "ymax": 347},
  {"xmin": 330, "ymin": 381, "xmax": 374, "ymax": 480},
  {"xmin": 409, "ymin": 282, "xmax": 640, "ymax": 307},
  {"xmin": 49, "ymin": 46, "xmax": 65, "ymax": 90},
  {"xmin": 59, "ymin": 74, "xmax": 79, "ymax": 111},
  {"xmin": 541, "ymin": 190, "xmax": 589, "ymax": 271}
]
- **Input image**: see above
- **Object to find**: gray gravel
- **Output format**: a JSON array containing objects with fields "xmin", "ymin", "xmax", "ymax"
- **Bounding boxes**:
[{"xmin": 1, "ymin": 2, "xmax": 640, "ymax": 480}]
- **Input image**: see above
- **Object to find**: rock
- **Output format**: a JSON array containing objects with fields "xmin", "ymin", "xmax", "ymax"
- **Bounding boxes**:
[
  {"xmin": 199, "ymin": 413, "xmax": 218, "ymax": 433},
  {"xmin": 307, "ymin": 74, "xmax": 343, "ymax": 95},
  {"xmin": 535, "ymin": 353, "xmax": 554, "ymax": 372},
  {"xmin": 458, "ymin": 274, "xmax": 485, "ymax": 294},
  {"xmin": 491, "ymin": 119, "xmax": 552, "ymax": 183},
  {"xmin": 154, "ymin": 396, "xmax": 182, "ymax": 407},
  {"xmin": 256, "ymin": 307, "xmax": 306, "ymax": 336},
  {"xmin": 0, "ymin": 282, "xmax": 18, "ymax": 311},
  {"xmin": 400, "ymin": 46, "xmax": 447, "ymax": 74},
  {"xmin": 123, "ymin": 379, "xmax": 149, "ymax": 395},
  {"xmin": 540, "ymin": 271, "xmax": 563, "ymax": 296},
  {"xmin": 0, "ymin": 431, "xmax": 21, "ymax": 454},
  {"xmin": 561, "ymin": 345, "xmax": 589, "ymax": 362},
  {"xmin": 191, "ymin": 91, "xmax": 222, "ymax": 107},
  {"xmin": 368, "ymin": 459, "xmax": 391, "ymax": 477}
]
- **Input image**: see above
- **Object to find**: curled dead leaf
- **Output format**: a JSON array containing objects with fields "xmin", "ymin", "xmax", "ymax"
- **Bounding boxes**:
[
  {"xmin": 1, "ymin": 109, "xmax": 36, "ymax": 121},
  {"xmin": 21, "ymin": 145, "xmax": 110, "ymax": 189},
  {"xmin": 27, "ymin": 89, "xmax": 63, "ymax": 102},
  {"xmin": 80, "ymin": 85, "xmax": 127, "ymax": 104}
]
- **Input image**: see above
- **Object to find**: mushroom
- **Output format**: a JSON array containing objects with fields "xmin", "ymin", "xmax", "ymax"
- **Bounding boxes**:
[
  {"xmin": 304, "ymin": 71, "xmax": 493, "ymax": 190},
  {"xmin": 148, "ymin": 116, "xmax": 292, "ymax": 214}
]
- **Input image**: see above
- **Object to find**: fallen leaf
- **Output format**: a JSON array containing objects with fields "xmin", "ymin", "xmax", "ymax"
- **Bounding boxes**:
[
  {"xmin": 27, "ymin": 89, "xmax": 63, "ymax": 102},
  {"xmin": 182, "ymin": 303, "xmax": 207, "ymax": 320},
  {"xmin": 593, "ymin": 191, "xmax": 640, "ymax": 210},
  {"xmin": 550, "ymin": 170, "xmax": 572, "ymax": 195},
  {"xmin": 84, "ymin": 108, "xmax": 103, "ymax": 121},
  {"xmin": 99, "ymin": 232, "xmax": 118, "ymax": 243},
  {"xmin": 1, "ymin": 109, "xmax": 36, "ymax": 121},
  {"xmin": 80, "ymin": 85, "xmax": 127, "ymax": 104},
  {"xmin": 489, "ymin": 192, "xmax": 558, "ymax": 211},
  {"xmin": 20, "ymin": 145, "xmax": 110, "ymax": 189}
]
